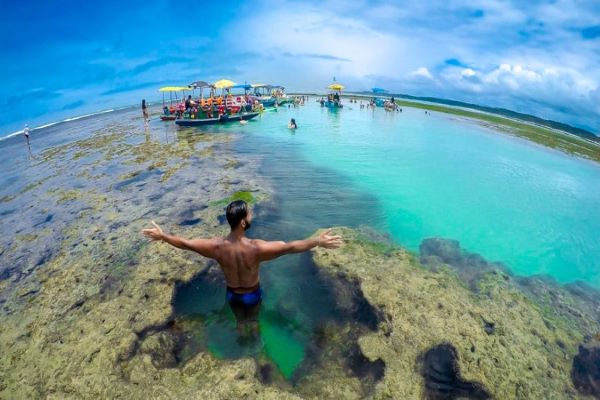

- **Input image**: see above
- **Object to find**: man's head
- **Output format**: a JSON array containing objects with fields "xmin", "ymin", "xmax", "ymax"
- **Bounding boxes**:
[{"xmin": 226, "ymin": 200, "xmax": 252, "ymax": 231}]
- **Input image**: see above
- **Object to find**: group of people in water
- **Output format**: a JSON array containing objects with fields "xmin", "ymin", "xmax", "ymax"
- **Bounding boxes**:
[{"xmin": 319, "ymin": 92, "xmax": 341, "ymax": 107}]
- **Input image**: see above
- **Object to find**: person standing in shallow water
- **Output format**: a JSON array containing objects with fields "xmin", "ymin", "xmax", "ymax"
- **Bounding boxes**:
[
  {"xmin": 23, "ymin": 124, "xmax": 30, "ymax": 146},
  {"xmin": 142, "ymin": 99, "xmax": 148, "ymax": 120},
  {"xmin": 142, "ymin": 200, "xmax": 342, "ymax": 333}
]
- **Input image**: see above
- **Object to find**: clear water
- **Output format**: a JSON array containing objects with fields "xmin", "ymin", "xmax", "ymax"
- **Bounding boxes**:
[{"xmin": 236, "ymin": 102, "xmax": 600, "ymax": 286}]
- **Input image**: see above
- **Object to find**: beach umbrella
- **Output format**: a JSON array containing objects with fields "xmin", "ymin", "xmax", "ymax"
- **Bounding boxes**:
[
  {"xmin": 214, "ymin": 79, "xmax": 236, "ymax": 89},
  {"xmin": 328, "ymin": 83, "xmax": 345, "ymax": 91}
]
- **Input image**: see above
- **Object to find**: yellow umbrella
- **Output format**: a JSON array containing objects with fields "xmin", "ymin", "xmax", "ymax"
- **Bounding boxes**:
[
  {"xmin": 328, "ymin": 83, "xmax": 345, "ymax": 91},
  {"xmin": 214, "ymin": 79, "xmax": 236, "ymax": 89},
  {"xmin": 158, "ymin": 86, "xmax": 191, "ymax": 92}
]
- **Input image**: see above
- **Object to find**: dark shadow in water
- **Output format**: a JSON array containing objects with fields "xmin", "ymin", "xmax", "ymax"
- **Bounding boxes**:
[
  {"xmin": 420, "ymin": 237, "xmax": 511, "ymax": 293},
  {"xmin": 572, "ymin": 343, "xmax": 600, "ymax": 397},
  {"xmin": 420, "ymin": 343, "xmax": 491, "ymax": 400},
  {"xmin": 112, "ymin": 168, "xmax": 162, "ymax": 191}
]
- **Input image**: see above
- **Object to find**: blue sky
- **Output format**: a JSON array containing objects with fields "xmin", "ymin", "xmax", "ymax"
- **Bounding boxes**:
[{"xmin": 1, "ymin": 0, "xmax": 599, "ymax": 135}]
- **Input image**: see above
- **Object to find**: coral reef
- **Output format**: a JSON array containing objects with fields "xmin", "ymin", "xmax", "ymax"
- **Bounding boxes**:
[{"xmin": 313, "ymin": 228, "xmax": 599, "ymax": 399}]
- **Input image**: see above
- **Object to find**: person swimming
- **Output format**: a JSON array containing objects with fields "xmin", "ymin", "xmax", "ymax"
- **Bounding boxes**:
[
  {"xmin": 142, "ymin": 200, "xmax": 342, "ymax": 330},
  {"xmin": 288, "ymin": 118, "xmax": 297, "ymax": 129}
]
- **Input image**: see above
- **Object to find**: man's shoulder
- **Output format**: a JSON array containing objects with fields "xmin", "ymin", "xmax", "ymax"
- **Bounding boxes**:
[{"xmin": 248, "ymin": 238, "xmax": 266, "ymax": 247}]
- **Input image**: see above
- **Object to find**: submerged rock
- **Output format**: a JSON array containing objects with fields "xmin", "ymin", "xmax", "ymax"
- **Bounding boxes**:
[
  {"xmin": 572, "ymin": 342, "xmax": 600, "ymax": 397},
  {"xmin": 421, "ymin": 343, "xmax": 490, "ymax": 400},
  {"xmin": 313, "ymin": 227, "xmax": 597, "ymax": 398}
]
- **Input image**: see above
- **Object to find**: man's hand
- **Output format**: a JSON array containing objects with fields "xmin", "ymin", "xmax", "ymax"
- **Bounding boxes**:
[
  {"xmin": 143, "ymin": 220, "xmax": 164, "ymax": 241},
  {"xmin": 318, "ymin": 229, "xmax": 343, "ymax": 249}
]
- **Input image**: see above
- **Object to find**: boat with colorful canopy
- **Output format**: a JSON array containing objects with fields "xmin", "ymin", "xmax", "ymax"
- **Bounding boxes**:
[
  {"xmin": 158, "ymin": 86, "xmax": 193, "ymax": 120},
  {"xmin": 251, "ymin": 84, "xmax": 277, "ymax": 107},
  {"xmin": 272, "ymin": 85, "xmax": 292, "ymax": 105},
  {"xmin": 173, "ymin": 79, "xmax": 260, "ymax": 126},
  {"xmin": 323, "ymin": 82, "xmax": 344, "ymax": 109}
]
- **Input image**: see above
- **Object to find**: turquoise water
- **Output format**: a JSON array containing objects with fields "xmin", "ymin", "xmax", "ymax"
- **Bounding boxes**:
[{"xmin": 239, "ymin": 103, "xmax": 600, "ymax": 286}]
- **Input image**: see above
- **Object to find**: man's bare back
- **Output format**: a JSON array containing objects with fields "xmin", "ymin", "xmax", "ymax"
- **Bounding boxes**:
[{"xmin": 142, "ymin": 201, "xmax": 342, "ymax": 294}]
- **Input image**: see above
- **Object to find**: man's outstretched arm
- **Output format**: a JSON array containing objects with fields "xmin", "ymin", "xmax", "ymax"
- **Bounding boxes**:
[
  {"xmin": 256, "ymin": 229, "xmax": 342, "ymax": 262},
  {"xmin": 142, "ymin": 221, "xmax": 217, "ymax": 259}
]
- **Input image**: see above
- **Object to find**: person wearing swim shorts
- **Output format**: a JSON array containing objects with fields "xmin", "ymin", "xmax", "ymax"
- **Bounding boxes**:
[{"xmin": 142, "ymin": 200, "xmax": 342, "ymax": 332}]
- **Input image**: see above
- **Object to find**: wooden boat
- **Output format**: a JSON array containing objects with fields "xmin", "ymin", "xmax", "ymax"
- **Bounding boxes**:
[
  {"xmin": 325, "ymin": 82, "xmax": 344, "ymax": 109},
  {"xmin": 251, "ymin": 84, "xmax": 277, "ymax": 107},
  {"xmin": 158, "ymin": 86, "xmax": 192, "ymax": 121},
  {"xmin": 175, "ymin": 112, "xmax": 259, "ymax": 127}
]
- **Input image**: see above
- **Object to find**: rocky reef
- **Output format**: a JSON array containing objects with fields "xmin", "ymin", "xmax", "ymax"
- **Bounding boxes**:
[
  {"xmin": 3, "ymin": 221, "xmax": 599, "ymax": 398},
  {"xmin": 1, "ymin": 111, "xmax": 599, "ymax": 398},
  {"xmin": 312, "ymin": 228, "xmax": 600, "ymax": 399}
]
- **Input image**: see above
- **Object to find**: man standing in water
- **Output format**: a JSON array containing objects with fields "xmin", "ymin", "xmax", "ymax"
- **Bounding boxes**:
[
  {"xmin": 142, "ymin": 99, "xmax": 148, "ymax": 120},
  {"xmin": 142, "ymin": 200, "xmax": 342, "ymax": 330}
]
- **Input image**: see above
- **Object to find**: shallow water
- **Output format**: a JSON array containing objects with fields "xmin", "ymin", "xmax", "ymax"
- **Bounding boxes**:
[
  {"xmin": 235, "ymin": 102, "xmax": 600, "ymax": 286},
  {"xmin": 1, "ymin": 100, "xmax": 600, "ymax": 390}
]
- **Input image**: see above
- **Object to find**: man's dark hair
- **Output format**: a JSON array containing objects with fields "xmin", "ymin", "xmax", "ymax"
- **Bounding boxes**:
[{"xmin": 226, "ymin": 200, "xmax": 248, "ymax": 228}]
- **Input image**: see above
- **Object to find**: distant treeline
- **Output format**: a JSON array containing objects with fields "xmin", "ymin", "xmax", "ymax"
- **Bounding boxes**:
[{"xmin": 359, "ymin": 92, "xmax": 599, "ymax": 141}]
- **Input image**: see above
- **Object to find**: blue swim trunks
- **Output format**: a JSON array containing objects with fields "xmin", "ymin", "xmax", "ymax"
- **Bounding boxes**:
[{"xmin": 226, "ymin": 286, "xmax": 263, "ymax": 306}]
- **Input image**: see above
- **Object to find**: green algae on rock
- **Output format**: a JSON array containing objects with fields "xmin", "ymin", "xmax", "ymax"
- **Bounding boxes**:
[
  {"xmin": 210, "ymin": 190, "xmax": 260, "ymax": 207},
  {"xmin": 312, "ymin": 227, "xmax": 598, "ymax": 399}
]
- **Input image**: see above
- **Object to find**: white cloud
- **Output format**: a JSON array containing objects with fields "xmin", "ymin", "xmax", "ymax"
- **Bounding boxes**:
[
  {"xmin": 219, "ymin": 0, "xmax": 600, "ymax": 131},
  {"xmin": 411, "ymin": 67, "xmax": 434, "ymax": 79}
]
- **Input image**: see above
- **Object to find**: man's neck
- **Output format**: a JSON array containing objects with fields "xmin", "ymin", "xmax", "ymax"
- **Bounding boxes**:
[{"xmin": 228, "ymin": 228, "xmax": 246, "ymax": 241}]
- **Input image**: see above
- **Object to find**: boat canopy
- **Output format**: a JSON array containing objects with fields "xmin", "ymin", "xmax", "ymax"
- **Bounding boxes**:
[
  {"xmin": 231, "ymin": 84, "xmax": 252, "ymax": 90},
  {"xmin": 251, "ymin": 83, "xmax": 268, "ymax": 88},
  {"xmin": 214, "ymin": 79, "xmax": 236, "ymax": 89},
  {"xmin": 188, "ymin": 81, "xmax": 213, "ymax": 89},
  {"xmin": 158, "ymin": 86, "xmax": 191, "ymax": 92},
  {"xmin": 371, "ymin": 87, "xmax": 388, "ymax": 93},
  {"xmin": 328, "ymin": 83, "xmax": 345, "ymax": 91}
]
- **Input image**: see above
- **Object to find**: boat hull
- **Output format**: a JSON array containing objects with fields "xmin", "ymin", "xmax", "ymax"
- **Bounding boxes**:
[
  {"xmin": 260, "ymin": 98, "xmax": 276, "ymax": 107},
  {"xmin": 324, "ymin": 101, "xmax": 343, "ymax": 109},
  {"xmin": 174, "ymin": 112, "xmax": 259, "ymax": 127},
  {"xmin": 160, "ymin": 115, "xmax": 176, "ymax": 121}
]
